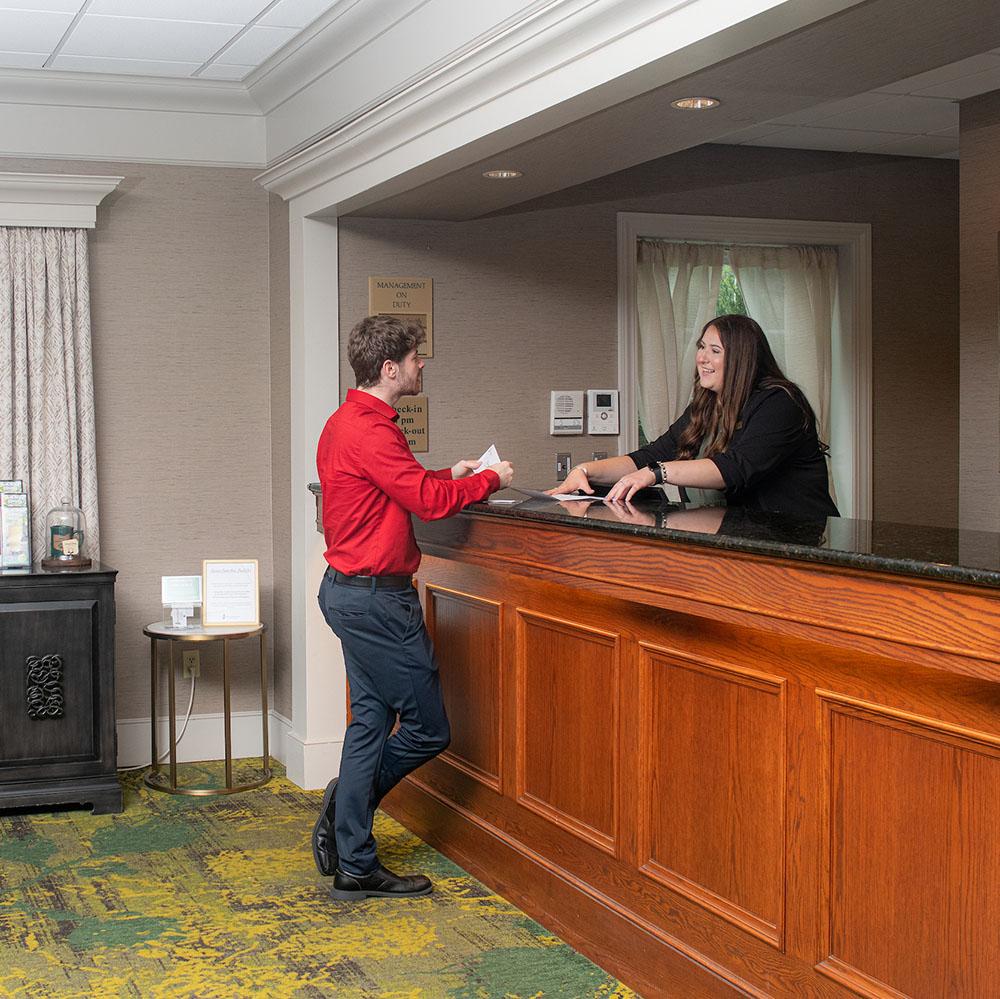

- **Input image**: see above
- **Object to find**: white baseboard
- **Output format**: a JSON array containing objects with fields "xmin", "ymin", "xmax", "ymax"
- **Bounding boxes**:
[
  {"xmin": 280, "ymin": 725, "xmax": 343, "ymax": 791},
  {"xmin": 116, "ymin": 709, "xmax": 341, "ymax": 791},
  {"xmin": 117, "ymin": 709, "xmax": 290, "ymax": 770}
]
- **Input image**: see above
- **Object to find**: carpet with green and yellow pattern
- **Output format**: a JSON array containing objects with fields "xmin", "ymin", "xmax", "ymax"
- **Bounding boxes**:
[{"xmin": 0, "ymin": 761, "xmax": 636, "ymax": 998}]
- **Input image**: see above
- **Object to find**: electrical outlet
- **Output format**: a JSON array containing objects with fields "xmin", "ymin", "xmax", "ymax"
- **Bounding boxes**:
[
  {"xmin": 555, "ymin": 453, "xmax": 572, "ymax": 481},
  {"xmin": 591, "ymin": 451, "xmax": 608, "ymax": 461},
  {"xmin": 182, "ymin": 650, "xmax": 200, "ymax": 678}
]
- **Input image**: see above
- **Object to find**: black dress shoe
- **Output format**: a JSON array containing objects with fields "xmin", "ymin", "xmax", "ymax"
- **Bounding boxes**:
[
  {"xmin": 311, "ymin": 778, "xmax": 338, "ymax": 876},
  {"xmin": 330, "ymin": 863, "xmax": 433, "ymax": 900}
]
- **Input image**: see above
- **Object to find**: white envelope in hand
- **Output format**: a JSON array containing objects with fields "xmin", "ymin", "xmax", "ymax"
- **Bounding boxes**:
[{"xmin": 477, "ymin": 443, "xmax": 500, "ymax": 469}]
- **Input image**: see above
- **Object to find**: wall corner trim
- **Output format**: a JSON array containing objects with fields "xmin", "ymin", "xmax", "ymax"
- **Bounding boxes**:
[{"xmin": 0, "ymin": 172, "xmax": 123, "ymax": 228}]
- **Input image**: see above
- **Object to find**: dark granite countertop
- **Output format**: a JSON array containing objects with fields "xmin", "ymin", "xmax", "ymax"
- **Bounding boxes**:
[{"xmin": 308, "ymin": 482, "xmax": 1000, "ymax": 589}]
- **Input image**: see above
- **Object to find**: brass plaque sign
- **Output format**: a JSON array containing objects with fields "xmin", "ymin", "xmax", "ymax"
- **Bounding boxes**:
[
  {"xmin": 369, "ymin": 276, "xmax": 433, "ymax": 356},
  {"xmin": 398, "ymin": 395, "xmax": 428, "ymax": 452}
]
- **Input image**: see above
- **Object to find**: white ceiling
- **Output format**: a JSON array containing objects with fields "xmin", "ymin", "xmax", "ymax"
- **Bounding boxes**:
[
  {"xmin": 0, "ymin": 0, "xmax": 340, "ymax": 81},
  {"xmin": 723, "ymin": 49, "xmax": 1000, "ymax": 161}
]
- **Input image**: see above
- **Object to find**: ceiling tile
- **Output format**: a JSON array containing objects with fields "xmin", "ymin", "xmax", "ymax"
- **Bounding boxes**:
[
  {"xmin": 0, "ymin": 50, "xmax": 49, "ymax": 68},
  {"xmin": 743, "ymin": 126, "xmax": 905, "ymax": 153},
  {"xmin": 802, "ymin": 93, "xmax": 956, "ymax": 135},
  {"xmin": 910, "ymin": 63, "xmax": 1000, "ymax": 100},
  {"xmin": 50, "ymin": 53, "xmax": 203, "ymax": 76},
  {"xmin": 259, "ymin": 0, "xmax": 336, "ymax": 29},
  {"xmin": 0, "ymin": 1, "xmax": 82, "ymax": 11},
  {"xmin": 864, "ymin": 133, "xmax": 959, "ymax": 157},
  {"xmin": 198, "ymin": 63, "xmax": 255, "ymax": 81},
  {"xmin": 875, "ymin": 53, "xmax": 1000, "ymax": 94},
  {"xmin": 88, "ymin": 0, "xmax": 270, "ymax": 21},
  {"xmin": 714, "ymin": 123, "xmax": 790, "ymax": 143},
  {"xmin": 218, "ymin": 24, "xmax": 298, "ymax": 64},
  {"xmin": 0, "ymin": 9, "xmax": 74, "ymax": 50},
  {"xmin": 766, "ymin": 92, "xmax": 894, "ymax": 127},
  {"xmin": 62, "ymin": 14, "xmax": 241, "ymax": 61}
]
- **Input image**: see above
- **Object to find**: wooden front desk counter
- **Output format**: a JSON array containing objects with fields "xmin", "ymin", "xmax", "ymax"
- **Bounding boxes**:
[{"xmin": 384, "ymin": 499, "xmax": 1000, "ymax": 999}]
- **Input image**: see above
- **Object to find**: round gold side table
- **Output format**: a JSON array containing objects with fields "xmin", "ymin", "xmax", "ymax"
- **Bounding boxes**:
[{"xmin": 142, "ymin": 621, "xmax": 271, "ymax": 796}]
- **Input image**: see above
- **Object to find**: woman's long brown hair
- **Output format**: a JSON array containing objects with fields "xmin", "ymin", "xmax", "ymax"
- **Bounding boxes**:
[{"xmin": 675, "ymin": 314, "xmax": 825, "ymax": 459}]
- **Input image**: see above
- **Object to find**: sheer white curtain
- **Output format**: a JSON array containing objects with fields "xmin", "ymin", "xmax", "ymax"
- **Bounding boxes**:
[
  {"xmin": 0, "ymin": 226, "xmax": 100, "ymax": 562},
  {"xmin": 728, "ymin": 245, "xmax": 838, "ymax": 446},
  {"xmin": 636, "ymin": 239, "xmax": 724, "ymax": 438}
]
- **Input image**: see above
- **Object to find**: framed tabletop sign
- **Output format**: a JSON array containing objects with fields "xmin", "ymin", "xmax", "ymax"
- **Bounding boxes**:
[{"xmin": 202, "ymin": 559, "xmax": 259, "ymax": 627}]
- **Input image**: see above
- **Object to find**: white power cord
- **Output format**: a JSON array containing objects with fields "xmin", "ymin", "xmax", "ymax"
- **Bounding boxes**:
[{"xmin": 118, "ymin": 675, "xmax": 197, "ymax": 772}]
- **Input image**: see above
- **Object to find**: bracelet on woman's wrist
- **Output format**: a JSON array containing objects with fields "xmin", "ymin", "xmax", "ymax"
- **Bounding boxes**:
[{"xmin": 646, "ymin": 461, "xmax": 670, "ymax": 485}]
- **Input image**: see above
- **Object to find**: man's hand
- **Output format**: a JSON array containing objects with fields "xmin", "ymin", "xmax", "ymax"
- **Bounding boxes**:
[
  {"xmin": 604, "ymin": 466, "xmax": 655, "ymax": 504},
  {"xmin": 486, "ymin": 461, "xmax": 514, "ymax": 488},
  {"xmin": 545, "ymin": 465, "xmax": 593, "ymax": 496},
  {"xmin": 451, "ymin": 459, "xmax": 481, "ymax": 479}
]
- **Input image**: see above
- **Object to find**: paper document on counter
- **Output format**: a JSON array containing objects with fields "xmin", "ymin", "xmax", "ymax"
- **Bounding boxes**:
[
  {"xmin": 477, "ymin": 443, "xmax": 500, "ymax": 468},
  {"xmin": 514, "ymin": 488, "xmax": 600, "ymax": 502}
]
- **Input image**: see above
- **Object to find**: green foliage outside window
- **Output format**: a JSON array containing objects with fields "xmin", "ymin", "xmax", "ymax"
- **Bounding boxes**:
[{"xmin": 717, "ymin": 264, "xmax": 748, "ymax": 316}]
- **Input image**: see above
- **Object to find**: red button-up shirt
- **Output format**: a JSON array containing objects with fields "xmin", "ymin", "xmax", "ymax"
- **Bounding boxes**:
[{"xmin": 317, "ymin": 389, "xmax": 501, "ymax": 575}]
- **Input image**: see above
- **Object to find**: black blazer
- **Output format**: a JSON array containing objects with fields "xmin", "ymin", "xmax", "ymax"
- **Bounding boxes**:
[{"xmin": 629, "ymin": 386, "xmax": 839, "ymax": 520}]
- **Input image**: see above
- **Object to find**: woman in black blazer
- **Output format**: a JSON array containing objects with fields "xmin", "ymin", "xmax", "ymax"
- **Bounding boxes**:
[{"xmin": 555, "ymin": 314, "xmax": 838, "ymax": 520}]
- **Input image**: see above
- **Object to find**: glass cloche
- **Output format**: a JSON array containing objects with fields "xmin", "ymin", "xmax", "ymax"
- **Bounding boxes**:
[{"xmin": 41, "ymin": 499, "xmax": 92, "ymax": 569}]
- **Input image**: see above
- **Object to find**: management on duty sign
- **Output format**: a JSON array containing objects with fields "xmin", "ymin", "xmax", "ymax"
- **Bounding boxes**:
[{"xmin": 369, "ymin": 276, "xmax": 433, "ymax": 356}]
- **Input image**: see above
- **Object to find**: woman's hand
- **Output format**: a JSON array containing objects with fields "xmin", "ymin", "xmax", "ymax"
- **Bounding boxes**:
[
  {"xmin": 604, "ymin": 466, "xmax": 655, "ymax": 503},
  {"xmin": 555, "ymin": 499, "xmax": 592, "ymax": 517},
  {"xmin": 451, "ymin": 459, "xmax": 481, "ymax": 479},
  {"xmin": 601, "ymin": 499, "xmax": 656, "ymax": 527},
  {"xmin": 546, "ymin": 465, "xmax": 593, "ymax": 495}
]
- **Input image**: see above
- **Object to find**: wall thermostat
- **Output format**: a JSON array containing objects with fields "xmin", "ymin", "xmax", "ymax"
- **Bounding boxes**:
[
  {"xmin": 587, "ymin": 389, "xmax": 619, "ymax": 434},
  {"xmin": 550, "ymin": 390, "xmax": 584, "ymax": 434}
]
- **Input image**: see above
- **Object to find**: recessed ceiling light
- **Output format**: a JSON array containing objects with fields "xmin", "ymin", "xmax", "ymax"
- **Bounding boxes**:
[
  {"xmin": 482, "ymin": 169, "xmax": 523, "ymax": 179},
  {"xmin": 670, "ymin": 97, "xmax": 721, "ymax": 110}
]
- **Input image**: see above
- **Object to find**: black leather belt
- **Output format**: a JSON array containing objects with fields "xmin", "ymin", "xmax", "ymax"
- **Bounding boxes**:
[{"xmin": 330, "ymin": 569, "xmax": 412, "ymax": 591}]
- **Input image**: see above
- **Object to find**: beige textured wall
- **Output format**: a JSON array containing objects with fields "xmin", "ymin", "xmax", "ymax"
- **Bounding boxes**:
[
  {"xmin": 338, "ymin": 214, "xmax": 618, "ymax": 489},
  {"xmin": 959, "ymin": 93, "xmax": 1000, "ymax": 532},
  {"xmin": 340, "ymin": 144, "xmax": 960, "ymax": 526},
  {"xmin": 1, "ymin": 156, "xmax": 275, "ymax": 719},
  {"xmin": 269, "ymin": 193, "xmax": 292, "ymax": 719}
]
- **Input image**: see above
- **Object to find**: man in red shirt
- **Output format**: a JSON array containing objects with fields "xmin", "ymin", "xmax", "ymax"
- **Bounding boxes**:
[{"xmin": 313, "ymin": 315, "xmax": 513, "ymax": 900}]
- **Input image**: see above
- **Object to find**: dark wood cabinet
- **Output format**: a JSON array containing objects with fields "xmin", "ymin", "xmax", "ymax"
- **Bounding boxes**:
[{"xmin": 0, "ymin": 564, "xmax": 122, "ymax": 814}]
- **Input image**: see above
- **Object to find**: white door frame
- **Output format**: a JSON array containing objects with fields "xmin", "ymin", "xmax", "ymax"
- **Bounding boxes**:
[{"xmin": 616, "ymin": 212, "xmax": 872, "ymax": 520}]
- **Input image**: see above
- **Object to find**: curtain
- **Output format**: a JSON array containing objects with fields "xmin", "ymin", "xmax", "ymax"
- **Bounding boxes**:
[
  {"xmin": 728, "ymin": 244, "xmax": 838, "ymax": 447},
  {"xmin": 636, "ymin": 239, "xmax": 724, "ymax": 438},
  {"xmin": 0, "ymin": 227, "xmax": 100, "ymax": 563}
]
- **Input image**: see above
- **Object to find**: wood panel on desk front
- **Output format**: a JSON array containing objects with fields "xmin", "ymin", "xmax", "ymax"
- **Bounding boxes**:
[
  {"xmin": 639, "ymin": 644, "xmax": 786, "ymax": 947},
  {"xmin": 391, "ymin": 523, "xmax": 1000, "ymax": 999},
  {"xmin": 425, "ymin": 585, "xmax": 503, "ymax": 790}
]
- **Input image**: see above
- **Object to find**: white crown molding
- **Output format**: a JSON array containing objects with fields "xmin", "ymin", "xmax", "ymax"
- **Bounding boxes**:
[
  {"xmin": 0, "ymin": 67, "xmax": 265, "ymax": 166},
  {"xmin": 245, "ymin": 0, "xmax": 382, "ymax": 109},
  {"xmin": 254, "ymin": 0, "xmax": 863, "ymax": 207},
  {"xmin": 247, "ymin": 0, "xmax": 559, "ymax": 130},
  {"xmin": 0, "ymin": 171, "xmax": 123, "ymax": 227},
  {"xmin": 0, "ymin": 67, "xmax": 259, "ymax": 115}
]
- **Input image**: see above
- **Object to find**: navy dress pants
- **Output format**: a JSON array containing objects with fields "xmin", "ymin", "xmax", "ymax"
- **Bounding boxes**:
[{"xmin": 317, "ymin": 569, "xmax": 450, "ymax": 876}]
